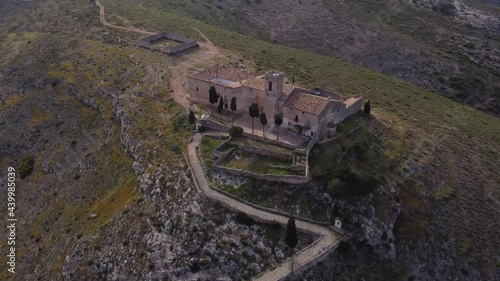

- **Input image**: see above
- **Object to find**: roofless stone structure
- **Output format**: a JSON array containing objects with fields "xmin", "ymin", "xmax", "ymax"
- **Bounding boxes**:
[{"xmin": 138, "ymin": 32, "xmax": 198, "ymax": 55}]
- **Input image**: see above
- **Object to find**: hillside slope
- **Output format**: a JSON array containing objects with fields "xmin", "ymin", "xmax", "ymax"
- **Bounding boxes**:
[
  {"xmin": 142, "ymin": 0, "xmax": 500, "ymax": 116},
  {"xmin": 0, "ymin": 0, "xmax": 498, "ymax": 280}
]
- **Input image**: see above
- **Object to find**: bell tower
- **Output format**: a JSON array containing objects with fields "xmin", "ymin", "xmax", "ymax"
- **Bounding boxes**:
[{"xmin": 265, "ymin": 70, "xmax": 284, "ymax": 96}]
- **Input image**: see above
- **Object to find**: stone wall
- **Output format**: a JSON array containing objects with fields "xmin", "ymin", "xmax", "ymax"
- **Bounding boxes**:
[
  {"xmin": 200, "ymin": 119, "xmax": 231, "ymax": 132},
  {"xmin": 211, "ymin": 163, "xmax": 311, "ymax": 184},
  {"xmin": 242, "ymin": 130, "xmax": 298, "ymax": 149},
  {"xmin": 344, "ymin": 97, "xmax": 363, "ymax": 118},
  {"xmin": 235, "ymin": 143, "xmax": 293, "ymax": 161},
  {"xmin": 275, "ymin": 241, "xmax": 340, "ymax": 281},
  {"xmin": 199, "ymin": 118, "xmax": 317, "ymax": 184},
  {"xmin": 137, "ymin": 32, "xmax": 198, "ymax": 55},
  {"xmin": 200, "ymin": 118, "xmax": 300, "ymax": 150},
  {"xmin": 213, "ymin": 138, "xmax": 235, "ymax": 159},
  {"xmin": 188, "ymin": 77, "xmax": 255, "ymax": 116}
]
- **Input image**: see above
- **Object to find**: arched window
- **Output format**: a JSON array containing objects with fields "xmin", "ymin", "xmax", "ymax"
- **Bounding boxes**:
[{"xmin": 268, "ymin": 81, "xmax": 273, "ymax": 91}]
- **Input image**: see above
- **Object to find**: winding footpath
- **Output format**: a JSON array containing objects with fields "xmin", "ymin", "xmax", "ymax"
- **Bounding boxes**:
[
  {"xmin": 94, "ymin": 1, "xmax": 341, "ymax": 279},
  {"xmin": 187, "ymin": 134, "xmax": 340, "ymax": 280},
  {"xmin": 95, "ymin": 0, "xmax": 155, "ymax": 35}
]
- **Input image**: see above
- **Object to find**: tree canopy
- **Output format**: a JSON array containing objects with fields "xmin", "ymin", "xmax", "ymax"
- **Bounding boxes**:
[
  {"xmin": 364, "ymin": 99, "xmax": 371, "ymax": 115},
  {"xmin": 260, "ymin": 112, "xmax": 268, "ymax": 137},
  {"xmin": 285, "ymin": 216, "xmax": 298, "ymax": 250},
  {"xmin": 248, "ymin": 103, "xmax": 260, "ymax": 134},
  {"xmin": 274, "ymin": 113, "xmax": 283, "ymax": 140},
  {"xmin": 229, "ymin": 126, "xmax": 244, "ymax": 138},
  {"xmin": 188, "ymin": 110, "xmax": 196, "ymax": 124},
  {"xmin": 209, "ymin": 86, "xmax": 218, "ymax": 115}
]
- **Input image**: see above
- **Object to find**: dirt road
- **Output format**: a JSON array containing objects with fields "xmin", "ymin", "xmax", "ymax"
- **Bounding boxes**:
[{"xmin": 95, "ymin": 0, "xmax": 156, "ymax": 35}]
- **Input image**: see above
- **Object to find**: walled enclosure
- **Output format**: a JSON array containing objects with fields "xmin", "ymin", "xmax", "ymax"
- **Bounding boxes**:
[
  {"xmin": 138, "ymin": 32, "xmax": 198, "ymax": 55},
  {"xmin": 199, "ymin": 119, "xmax": 317, "ymax": 184}
]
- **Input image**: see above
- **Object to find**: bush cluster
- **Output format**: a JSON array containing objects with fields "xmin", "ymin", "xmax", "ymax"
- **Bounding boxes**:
[
  {"xmin": 326, "ymin": 165, "xmax": 380, "ymax": 196},
  {"xmin": 229, "ymin": 126, "xmax": 244, "ymax": 138},
  {"xmin": 19, "ymin": 155, "xmax": 35, "ymax": 179}
]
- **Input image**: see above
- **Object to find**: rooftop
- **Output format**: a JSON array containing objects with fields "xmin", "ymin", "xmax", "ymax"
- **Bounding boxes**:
[
  {"xmin": 211, "ymin": 77, "xmax": 237, "ymax": 87},
  {"xmin": 284, "ymin": 89, "xmax": 330, "ymax": 115},
  {"xmin": 344, "ymin": 97, "xmax": 363, "ymax": 107},
  {"xmin": 241, "ymin": 76, "xmax": 266, "ymax": 91}
]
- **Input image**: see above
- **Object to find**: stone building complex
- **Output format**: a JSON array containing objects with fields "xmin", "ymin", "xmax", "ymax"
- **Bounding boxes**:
[{"xmin": 189, "ymin": 64, "xmax": 363, "ymax": 139}]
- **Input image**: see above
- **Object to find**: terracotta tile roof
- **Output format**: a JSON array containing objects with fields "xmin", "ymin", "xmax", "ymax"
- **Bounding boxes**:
[
  {"xmin": 284, "ymin": 89, "xmax": 330, "ymax": 115},
  {"xmin": 190, "ymin": 64, "xmax": 254, "ymax": 83},
  {"xmin": 277, "ymin": 84, "xmax": 296, "ymax": 101},
  {"xmin": 344, "ymin": 97, "xmax": 362, "ymax": 107},
  {"xmin": 241, "ymin": 76, "xmax": 265, "ymax": 90},
  {"xmin": 282, "ymin": 84, "xmax": 295, "ymax": 97}
]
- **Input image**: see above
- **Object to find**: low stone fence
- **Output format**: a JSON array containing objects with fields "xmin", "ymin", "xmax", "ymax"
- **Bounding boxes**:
[
  {"xmin": 213, "ymin": 138, "xmax": 235, "ymax": 159},
  {"xmin": 235, "ymin": 143, "xmax": 292, "ymax": 161},
  {"xmin": 199, "ymin": 119, "xmax": 298, "ymax": 149},
  {"xmin": 242, "ymin": 131, "xmax": 298, "ymax": 149},
  {"xmin": 200, "ymin": 118, "xmax": 230, "ymax": 132},
  {"xmin": 275, "ymin": 241, "xmax": 340, "ymax": 281},
  {"xmin": 200, "ymin": 119, "xmax": 317, "ymax": 184},
  {"xmin": 211, "ymin": 163, "xmax": 311, "ymax": 185},
  {"xmin": 137, "ymin": 32, "xmax": 198, "ymax": 55}
]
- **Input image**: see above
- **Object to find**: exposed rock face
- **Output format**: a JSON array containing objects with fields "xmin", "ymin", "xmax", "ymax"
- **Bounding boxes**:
[{"xmin": 58, "ymin": 80, "xmax": 314, "ymax": 280}]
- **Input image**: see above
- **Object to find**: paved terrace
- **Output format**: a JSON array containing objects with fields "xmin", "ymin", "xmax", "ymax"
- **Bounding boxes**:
[
  {"xmin": 204, "ymin": 113, "xmax": 310, "ymax": 148},
  {"xmin": 187, "ymin": 133, "xmax": 341, "ymax": 280}
]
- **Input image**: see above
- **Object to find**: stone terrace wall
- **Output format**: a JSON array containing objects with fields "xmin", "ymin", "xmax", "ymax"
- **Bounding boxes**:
[
  {"xmin": 137, "ymin": 32, "xmax": 198, "ymax": 55},
  {"xmin": 200, "ymin": 119, "xmax": 299, "ymax": 149},
  {"xmin": 275, "ymin": 241, "xmax": 340, "ymax": 281},
  {"xmin": 201, "ymin": 119, "xmax": 230, "ymax": 132},
  {"xmin": 242, "ymin": 131, "xmax": 298, "ymax": 149},
  {"xmin": 212, "ymin": 160, "xmax": 311, "ymax": 184},
  {"xmin": 213, "ymin": 137, "xmax": 235, "ymax": 159},
  {"xmin": 235, "ymin": 143, "xmax": 293, "ymax": 161},
  {"xmin": 200, "ymin": 118, "xmax": 318, "ymax": 184}
]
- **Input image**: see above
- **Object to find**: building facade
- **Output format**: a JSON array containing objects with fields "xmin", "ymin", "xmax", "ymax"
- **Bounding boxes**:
[{"xmin": 189, "ymin": 64, "xmax": 363, "ymax": 139}]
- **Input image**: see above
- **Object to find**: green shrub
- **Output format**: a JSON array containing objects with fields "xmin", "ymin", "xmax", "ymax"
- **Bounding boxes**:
[
  {"xmin": 19, "ymin": 154, "xmax": 34, "ymax": 179},
  {"xmin": 198, "ymin": 124, "xmax": 207, "ymax": 132},
  {"xmin": 326, "ymin": 165, "xmax": 379, "ymax": 196},
  {"xmin": 229, "ymin": 126, "xmax": 244, "ymax": 138},
  {"xmin": 172, "ymin": 114, "xmax": 187, "ymax": 131},
  {"xmin": 327, "ymin": 177, "xmax": 347, "ymax": 196}
]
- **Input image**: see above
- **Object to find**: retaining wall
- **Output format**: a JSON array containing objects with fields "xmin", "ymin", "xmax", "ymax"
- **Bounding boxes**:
[
  {"xmin": 275, "ymin": 242, "xmax": 340, "ymax": 281},
  {"xmin": 235, "ymin": 143, "xmax": 293, "ymax": 161},
  {"xmin": 200, "ymin": 119, "xmax": 298, "ymax": 149},
  {"xmin": 211, "ymin": 163, "xmax": 311, "ymax": 184},
  {"xmin": 200, "ymin": 118, "xmax": 317, "ymax": 184}
]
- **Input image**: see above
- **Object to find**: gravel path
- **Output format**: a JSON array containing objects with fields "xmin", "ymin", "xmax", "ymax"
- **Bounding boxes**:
[{"xmin": 187, "ymin": 134, "xmax": 340, "ymax": 280}]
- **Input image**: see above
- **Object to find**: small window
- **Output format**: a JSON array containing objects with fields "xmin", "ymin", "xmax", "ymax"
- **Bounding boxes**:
[
  {"xmin": 268, "ymin": 81, "xmax": 273, "ymax": 91},
  {"xmin": 196, "ymin": 87, "xmax": 199, "ymax": 92},
  {"xmin": 311, "ymin": 131, "xmax": 314, "ymax": 136},
  {"xmin": 294, "ymin": 115, "xmax": 298, "ymax": 122},
  {"xmin": 288, "ymin": 122, "xmax": 291, "ymax": 126},
  {"xmin": 302, "ymin": 111, "xmax": 304, "ymax": 114}
]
